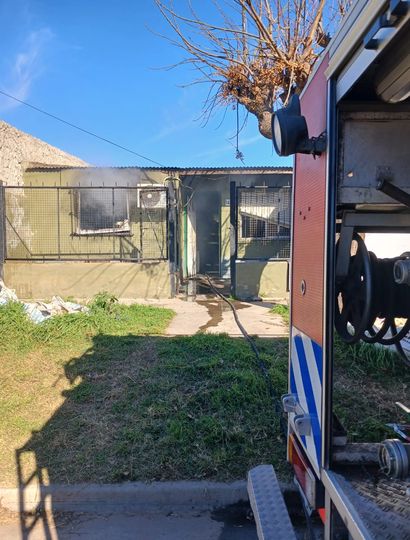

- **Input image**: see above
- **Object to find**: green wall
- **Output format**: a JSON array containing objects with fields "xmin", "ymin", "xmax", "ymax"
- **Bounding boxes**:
[
  {"xmin": 235, "ymin": 260, "xmax": 289, "ymax": 300},
  {"xmin": 4, "ymin": 168, "xmax": 292, "ymax": 300},
  {"xmin": 6, "ymin": 169, "xmax": 168, "ymax": 261},
  {"xmin": 4, "ymin": 261, "xmax": 171, "ymax": 299},
  {"xmin": 182, "ymin": 171, "xmax": 292, "ymax": 282},
  {"xmin": 4, "ymin": 168, "xmax": 172, "ymax": 298}
]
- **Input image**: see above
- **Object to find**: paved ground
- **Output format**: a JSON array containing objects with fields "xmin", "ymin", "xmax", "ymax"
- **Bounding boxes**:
[
  {"xmin": 133, "ymin": 296, "xmax": 288, "ymax": 337},
  {"xmin": 0, "ymin": 508, "xmax": 258, "ymax": 540},
  {"xmin": 0, "ymin": 508, "xmax": 314, "ymax": 540}
]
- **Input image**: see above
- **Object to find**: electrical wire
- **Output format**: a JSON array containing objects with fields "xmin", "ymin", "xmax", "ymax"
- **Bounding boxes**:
[
  {"xmin": 0, "ymin": 89, "xmax": 164, "ymax": 167},
  {"xmin": 189, "ymin": 274, "xmax": 288, "ymax": 436}
]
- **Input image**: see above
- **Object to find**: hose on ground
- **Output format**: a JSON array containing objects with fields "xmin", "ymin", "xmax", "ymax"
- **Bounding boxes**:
[
  {"xmin": 188, "ymin": 274, "xmax": 287, "ymax": 437},
  {"xmin": 189, "ymin": 274, "xmax": 316, "ymax": 537}
]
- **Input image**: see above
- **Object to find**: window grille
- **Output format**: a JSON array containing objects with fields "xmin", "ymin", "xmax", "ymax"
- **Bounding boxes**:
[
  {"xmin": 237, "ymin": 186, "xmax": 291, "ymax": 259},
  {"xmin": 76, "ymin": 188, "xmax": 131, "ymax": 235}
]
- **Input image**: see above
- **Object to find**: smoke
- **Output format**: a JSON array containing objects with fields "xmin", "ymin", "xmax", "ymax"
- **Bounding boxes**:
[
  {"xmin": 70, "ymin": 167, "xmax": 159, "ymax": 232},
  {"xmin": 76, "ymin": 169, "xmax": 135, "ymax": 232}
]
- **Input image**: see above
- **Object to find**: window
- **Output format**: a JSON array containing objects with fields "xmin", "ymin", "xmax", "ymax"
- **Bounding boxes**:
[
  {"xmin": 241, "ymin": 215, "xmax": 282, "ymax": 239},
  {"xmin": 76, "ymin": 188, "xmax": 131, "ymax": 236},
  {"xmin": 239, "ymin": 187, "xmax": 291, "ymax": 240}
]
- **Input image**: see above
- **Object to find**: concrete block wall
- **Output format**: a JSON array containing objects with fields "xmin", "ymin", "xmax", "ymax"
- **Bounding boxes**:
[
  {"xmin": 0, "ymin": 121, "xmax": 88, "ymax": 277},
  {"xmin": 0, "ymin": 121, "xmax": 87, "ymax": 187}
]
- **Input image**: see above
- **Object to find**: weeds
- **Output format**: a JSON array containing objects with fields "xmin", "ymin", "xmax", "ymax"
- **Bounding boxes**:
[
  {"xmin": 88, "ymin": 291, "xmax": 118, "ymax": 313},
  {"xmin": 271, "ymin": 303, "xmax": 290, "ymax": 325},
  {"xmin": 0, "ymin": 296, "xmax": 174, "ymax": 355},
  {"xmin": 333, "ymin": 334, "xmax": 410, "ymax": 441}
]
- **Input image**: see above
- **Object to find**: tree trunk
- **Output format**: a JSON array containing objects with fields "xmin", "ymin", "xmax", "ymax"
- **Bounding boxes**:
[{"xmin": 257, "ymin": 111, "xmax": 273, "ymax": 140}]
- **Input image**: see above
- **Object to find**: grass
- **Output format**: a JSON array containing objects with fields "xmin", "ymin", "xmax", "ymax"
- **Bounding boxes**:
[
  {"xmin": 271, "ymin": 303, "xmax": 290, "ymax": 325},
  {"xmin": 0, "ymin": 296, "xmax": 408, "ymax": 487},
  {"xmin": 0, "ymin": 292, "xmax": 173, "ymax": 356},
  {"xmin": 333, "ymin": 336, "xmax": 410, "ymax": 441},
  {"xmin": 0, "ymin": 296, "xmax": 291, "ymax": 486},
  {"xmin": 270, "ymin": 304, "xmax": 410, "ymax": 442}
]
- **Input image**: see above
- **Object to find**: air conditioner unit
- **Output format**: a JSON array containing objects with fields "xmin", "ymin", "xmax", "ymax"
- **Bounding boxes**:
[{"xmin": 138, "ymin": 187, "xmax": 167, "ymax": 209}]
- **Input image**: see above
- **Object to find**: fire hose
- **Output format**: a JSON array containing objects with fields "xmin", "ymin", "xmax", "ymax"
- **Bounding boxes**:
[{"xmin": 335, "ymin": 234, "xmax": 410, "ymax": 367}]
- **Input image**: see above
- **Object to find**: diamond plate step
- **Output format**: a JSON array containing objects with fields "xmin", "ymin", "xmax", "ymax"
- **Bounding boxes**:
[{"xmin": 247, "ymin": 465, "xmax": 296, "ymax": 540}]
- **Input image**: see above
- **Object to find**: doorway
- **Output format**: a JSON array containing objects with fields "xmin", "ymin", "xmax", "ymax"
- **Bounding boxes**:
[{"xmin": 195, "ymin": 191, "xmax": 221, "ymax": 276}]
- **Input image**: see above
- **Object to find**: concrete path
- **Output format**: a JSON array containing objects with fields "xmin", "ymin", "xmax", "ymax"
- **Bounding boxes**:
[
  {"xmin": 133, "ymin": 297, "xmax": 288, "ymax": 337},
  {"xmin": 0, "ymin": 481, "xmax": 301, "ymax": 540},
  {"xmin": 0, "ymin": 508, "xmax": 257, "ymax": 540},
  {"xmin": 0, "ymin": 481, "xmax": 257, "ymax": 540}
]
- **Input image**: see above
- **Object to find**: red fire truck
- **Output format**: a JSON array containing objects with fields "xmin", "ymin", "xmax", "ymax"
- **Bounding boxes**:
[{"xmin": 247, "ymin": 1, "xmax": 410, "ymax": 538}]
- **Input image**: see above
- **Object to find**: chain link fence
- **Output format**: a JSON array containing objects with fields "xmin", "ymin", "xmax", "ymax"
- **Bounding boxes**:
[
  {"xmin": 3, "ymin": 186, "xmax": 168, "ymax": 261},
  {"xmin": 237, "ymin": 186, "xmax": 291, "ymax": 259}
]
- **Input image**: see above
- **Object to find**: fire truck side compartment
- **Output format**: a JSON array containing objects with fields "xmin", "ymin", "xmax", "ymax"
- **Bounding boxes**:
[{"xmin": 338, "ymin": 110, "xmax": 410, "ymax": 206}]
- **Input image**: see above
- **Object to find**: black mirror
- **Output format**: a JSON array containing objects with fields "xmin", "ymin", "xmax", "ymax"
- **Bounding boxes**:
[{"xmin": 272, "ymin": 95, "xmax": 326, "ymax": 157}]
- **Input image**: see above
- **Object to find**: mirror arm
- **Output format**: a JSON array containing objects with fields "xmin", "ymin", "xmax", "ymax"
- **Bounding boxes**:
[{"xmin": 297, "ymin": 131, "xmax": 327, "ymax": 157}]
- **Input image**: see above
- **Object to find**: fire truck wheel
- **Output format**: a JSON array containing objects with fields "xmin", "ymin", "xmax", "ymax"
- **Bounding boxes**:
[{"xmin": 335, "ymin": 234, "xmax": 373, "ymax": 344}]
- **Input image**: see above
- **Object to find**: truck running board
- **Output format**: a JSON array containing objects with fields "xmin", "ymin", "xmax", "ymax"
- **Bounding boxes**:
[{"xmin": 247, "ymin": 464, "xmax": 296, "ymax": 540}]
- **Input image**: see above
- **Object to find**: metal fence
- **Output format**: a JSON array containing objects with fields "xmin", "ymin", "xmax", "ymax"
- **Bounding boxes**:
[
  {"xmin": 0, "ymin": 186, "xmax": 4, "ymax": 264},
  {"xmin": 3, "ymin": 186, "xmax": 168, "ymax": 261},
  {"xmin": 237, "ymin": 186, "xmax": 291, "ymax": 259}
]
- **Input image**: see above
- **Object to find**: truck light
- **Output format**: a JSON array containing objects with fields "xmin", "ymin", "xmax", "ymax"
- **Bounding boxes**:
[
  {"xmin": 272, "ymin": 95, "xmax": 326, "ymax": 157},
  {"xmin": 288, "ymin": 434, "xmax": 321, "ymax": 509}
]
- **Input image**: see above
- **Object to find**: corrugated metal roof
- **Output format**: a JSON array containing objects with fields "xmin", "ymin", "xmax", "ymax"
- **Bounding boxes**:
[{"xmin": 25, "ymin": 165, "xmax": 293, "ymax": 174}]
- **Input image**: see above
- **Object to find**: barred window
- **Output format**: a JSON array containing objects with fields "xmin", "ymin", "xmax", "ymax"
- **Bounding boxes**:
[
  {"xmin": 237, "ymin": 186, "xmax": 291, "ymax": 259},
  {"xmin": 241, "ymin": 216, "xmax": 282, "ymax": 239},
  {"xmin": 239, "ymin": 187, "xmax": 290, "ymax": 240},
  {"xmin": 76, "ymin": 189, "xmax": 131, "ymax": 236}
]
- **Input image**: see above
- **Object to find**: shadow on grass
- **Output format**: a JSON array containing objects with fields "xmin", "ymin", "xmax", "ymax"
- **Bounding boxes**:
[{"xmin": 15, "ymin": 333, "xmax": 289, "ymax": 539}]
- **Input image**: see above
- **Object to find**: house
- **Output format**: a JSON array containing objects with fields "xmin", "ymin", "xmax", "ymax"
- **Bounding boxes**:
[{"xmin": 2, "ymin": 164, "xmax": 292, "ymax": 300}]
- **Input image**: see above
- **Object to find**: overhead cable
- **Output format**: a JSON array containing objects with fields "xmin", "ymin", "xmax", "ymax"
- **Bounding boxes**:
[{"xmin": 0, "ymin": 89, "xmax": 164, "ymax": 167}]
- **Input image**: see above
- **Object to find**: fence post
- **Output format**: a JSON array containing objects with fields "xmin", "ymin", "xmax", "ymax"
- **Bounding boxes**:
[
  {"xmin": 0, "ymin": 182, "xmax": 5, "ymax": 264},
  {"xmin": 112, "ymin": 188, "xmax": 115, "ymax": 260},
  {"xmin": 167, "ymin": 182, "xmax": 177, "ymax": 297},
  {"xmin": 230, "ymin": 181, "xmax": 237, "ymax": 297},
  {"xmin": 139, "ymin": 198, "xmax": 143, "ymax": 261},
  {"xmin": 57, "ymin": 187, "xmax": 61, "ymax": 260}
]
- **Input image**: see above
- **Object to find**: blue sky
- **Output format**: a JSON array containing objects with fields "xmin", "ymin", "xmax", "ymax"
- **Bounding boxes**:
[{"xmin": 0, "ymin": 0, "xmax": 291, "ymax": 168}]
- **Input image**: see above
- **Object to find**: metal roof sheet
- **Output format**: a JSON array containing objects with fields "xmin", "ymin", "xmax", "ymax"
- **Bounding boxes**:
[{"xmin": 25, "ymin": 165, "xmax": 293, "ymax": 174}]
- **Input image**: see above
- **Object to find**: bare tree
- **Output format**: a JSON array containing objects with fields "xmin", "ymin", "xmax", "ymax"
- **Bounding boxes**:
[{"xmin": 155, "ymin": 0, "xmax": 350, "ymax": 139}]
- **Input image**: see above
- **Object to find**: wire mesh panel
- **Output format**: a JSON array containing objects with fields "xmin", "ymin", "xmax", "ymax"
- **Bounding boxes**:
[
  {"xmin": 4, "ymin": 186, "xmax": 168, "ymax": 261},
  {"xmin": 139, "ymin": 189, "xmax": 168, "ymax": 260},
  {"xmin": 0, "ymin": 185, "xmax": 5, "ymax": 264},
  {"xmin": 237, "ymin": 187, "xmax": 291, "ymax": 259}
]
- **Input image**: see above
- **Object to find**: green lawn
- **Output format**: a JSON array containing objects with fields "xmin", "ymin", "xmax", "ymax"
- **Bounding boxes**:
[
  {"xmin": 0, "ymin": 296, "xmax": 290, "ymax": 486},
  {"xmin": 0, "ymin": 298, "xmax": 408, "ymax": 487}
]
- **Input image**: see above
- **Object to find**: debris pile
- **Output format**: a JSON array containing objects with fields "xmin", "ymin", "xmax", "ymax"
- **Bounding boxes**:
[{"xmin": 0, "ymin": 281, "xmax": 88, "ymax": 323}]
